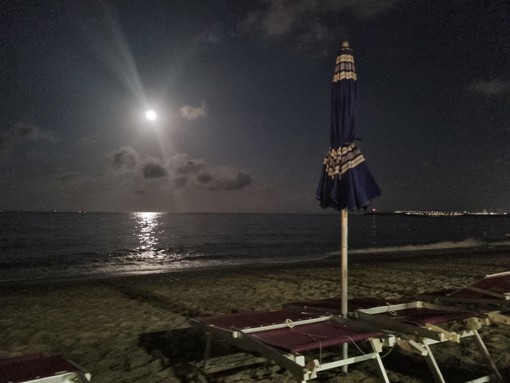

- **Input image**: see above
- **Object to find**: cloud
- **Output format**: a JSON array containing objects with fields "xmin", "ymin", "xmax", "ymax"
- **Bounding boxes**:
[
  {"xmin": 167, "ymin": 154, "xmax": 252, "ymax": 191},
  {"xmin": 241, "ymin": 0, "xmax": 398, "ymax": 39},
  {"xmin": 59, "ymin": 173, "xmax": 76, "ymax": 181},
  {"xmin": 295, "ymin": 20, "xmax": 334, "ymax": 56},
  {"xmin": 207, "ymin": 172, "xmax": 252, "ymax": 191},
  {"xmin": 196, "ymin": 173, "xmax": 212, "ymax": 184},
  {"xmin": 239, "ymin": 1, "xmax": 312, "ymax": 38},
  {"xmin": 141, "ymin": 158, "xmax": 167, "ymax": 179},
  {"xmin": 237, "ymin": 0, "xmax": 397, "ymax": 56},
  {"xmin": 108, "ymin": 147, "xmax": 167, "ymax": 180},
  {"xmin": 468, "ymin": 79, "xmax": 510, "ymax": 96},
  {"xmin": 106, "ymin": 148, "xmax": 253, "ymax": 193},
  {"xmin": 0, "ymin": 120, "xmax": 56, "ymax": 152},
  {"xmin": 179, "ymin": 101, "xmax": 207, "ymax": 120},
  {"xmin": 260, "ymin": 0, "xmax": 305, "ymax": 37},
  {"xmin": 109, "ymin": 146, "xmax": 139, "ymax": 170},
  {"xmin": 238, "ymin": 11, "xmax": 263, "ymax": 35},
  {"xmin": 172, "ymin": 155, "xmax": 207, "ymax": 175}
]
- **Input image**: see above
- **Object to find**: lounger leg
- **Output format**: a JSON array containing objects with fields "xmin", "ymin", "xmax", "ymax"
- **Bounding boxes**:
[
  {"xmin": 422, "ymin": 342, "xmax": 446, "ymax": 383},
  {"xmin": 369, "ymin": 339, "xmax": 390, "ymax": 383},
  {"xmin": 77, "ymin": 371, "xmax": 92, "ymax": 383},
  {"xmin": 204, "ymin": 333, "xmax": 212, "ymax": 369},
  {"xmin": 342, "ymin": 343, "xmax": 348, "ymax": 373},
  {"xmin": 471, "ymin": 329, "xmax": 503, "ymax": 382}
]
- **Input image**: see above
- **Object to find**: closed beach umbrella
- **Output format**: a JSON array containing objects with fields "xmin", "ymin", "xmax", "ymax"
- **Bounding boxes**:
[{"xmin": 316, "ymin": 41, "xmax": 381, "ymax": 318}]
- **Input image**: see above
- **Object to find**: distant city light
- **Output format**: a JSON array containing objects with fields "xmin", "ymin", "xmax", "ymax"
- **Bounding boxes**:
[{"xmin": 145, "ymin": 110, "xmax": 157, "ymax": 121}]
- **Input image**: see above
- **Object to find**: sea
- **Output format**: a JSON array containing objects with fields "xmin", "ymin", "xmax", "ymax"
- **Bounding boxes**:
[{"xmin": 1, "ymin": 211, "xmax": 509, "ymax": 283}]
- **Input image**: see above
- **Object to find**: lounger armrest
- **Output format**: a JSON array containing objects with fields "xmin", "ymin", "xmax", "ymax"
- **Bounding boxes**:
[
  {"xmin": 487, "ymin": 311, "xmax": 510, "ymax": 326},
  {"xmin": 424, "ymin": 323, "xmax": 460, "ymax": 343}
]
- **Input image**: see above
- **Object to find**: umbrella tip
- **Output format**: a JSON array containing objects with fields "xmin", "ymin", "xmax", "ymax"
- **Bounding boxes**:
[{"xmin": 341, "ymin": 41, "xmax": 350, "ymax": 48}]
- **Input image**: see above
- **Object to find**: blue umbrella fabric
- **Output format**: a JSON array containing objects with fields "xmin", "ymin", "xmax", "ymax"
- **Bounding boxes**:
[{"xmin": 316, "ymin": 41, "xmax": 381, "ymax": 211}]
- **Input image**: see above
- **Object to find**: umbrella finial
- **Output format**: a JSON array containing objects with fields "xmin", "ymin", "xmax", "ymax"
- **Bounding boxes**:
[{"xmin": 341, "ymin": 41, "xmax": 350, "ymax": 48}]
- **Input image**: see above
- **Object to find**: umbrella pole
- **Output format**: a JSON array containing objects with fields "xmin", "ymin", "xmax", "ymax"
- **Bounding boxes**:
[
  {"xmin": 341, "ymin": 208, "xmax": 348, "ymax": 317},
  {"xmin": 341, "ymin": 208, "xmax": 349, "ymax": 371}
]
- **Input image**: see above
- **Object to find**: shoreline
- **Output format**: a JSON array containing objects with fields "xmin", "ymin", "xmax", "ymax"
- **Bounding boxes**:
[
  {"xmin": 1, "ymin": 251, "xmax": 509, "ymax": 382},
  {"xmin": 2, "ymin": 245, "xmax": 510, "ymax": 287}
]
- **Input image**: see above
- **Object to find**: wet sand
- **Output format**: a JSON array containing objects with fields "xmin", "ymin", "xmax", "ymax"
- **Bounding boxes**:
[{"xmin": 0, "ymin": 251, "xmax": 509, "ymax": 382}]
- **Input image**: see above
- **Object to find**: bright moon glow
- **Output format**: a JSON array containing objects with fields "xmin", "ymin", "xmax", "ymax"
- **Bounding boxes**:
[{"xmin": 145, "ymin": 110, "xmax": 157, "ymax": 121}]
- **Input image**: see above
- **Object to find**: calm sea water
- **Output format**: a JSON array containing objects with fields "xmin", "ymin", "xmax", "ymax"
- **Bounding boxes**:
[{"xmin": 1, "ymin": 212, "xmax": 509, "ymax": 283}]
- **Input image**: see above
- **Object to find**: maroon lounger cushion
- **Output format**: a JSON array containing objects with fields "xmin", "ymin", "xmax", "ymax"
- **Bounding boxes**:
[
  {"xmin": 252, "ymin": 321, "xmax": 383, "ymax": 353},
  {"xmin": 0, "ymin": 354, "xmax": 80, "ymax": 383},
  {"xmin": 197, "ymin": 310, "xmax": 384, "ymax": 353},
  {"xmin": 449, "ymin": 273, "xmax": 510, "ymax": 298},
  {"xmin": 421, "ymin": 272, "xmax": 510, "ymax": 301}
]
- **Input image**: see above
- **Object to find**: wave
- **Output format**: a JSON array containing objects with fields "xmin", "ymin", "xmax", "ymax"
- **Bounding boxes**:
[{"xmin": 331, "ymin": 238, "xmax": 510, "ymax": 257}]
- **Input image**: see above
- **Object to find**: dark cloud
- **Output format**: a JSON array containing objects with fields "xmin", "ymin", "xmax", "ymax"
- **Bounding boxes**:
[
  {"xmin": 141, "ymin": 159, "xmax": 167, "ymax": 179},
  {"xmin": 173, "ymin": 156, "xmax": 206, "ymax": 176},
  {"xmin": 191, "ymin": 170, "xmax": 252, "ymax": 191},
  {"xmin": 105, "ymin": 149, "xmax": 253, "ymax": 193},
  {"xmin": 207, "ymin": 172, "xmax": 252, "ymax": 191},
  {"xmin": 196, "ymin": 173, "xmax": 213, "ymax": 184},
  {"xmin": 109, "ymin": 146, "xmax": 139, "ymax": 170},
  {"xmin": 0, "ymin": 120, "xmax": 56, "ymax": 152},
  {"xmin": 59, "ymin": 173, "xmax": 75, "ymax": 181},
  {"xmin": 173, "ymin": 176, "xmax": 188, "ymax": 188},
  {"xmin": 168, "ymin": 154, "xmax": 253, "ymax": 191}
]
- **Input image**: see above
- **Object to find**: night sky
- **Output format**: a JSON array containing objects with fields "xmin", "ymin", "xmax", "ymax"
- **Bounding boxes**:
[{"xmin": 1, "ymin": 1, "xmax": 509, "ymax": 213}]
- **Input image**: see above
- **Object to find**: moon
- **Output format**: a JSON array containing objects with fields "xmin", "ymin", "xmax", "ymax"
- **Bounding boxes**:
[{"xmin": 145, "ymin": 110, "xmax": 157, "ymax": 121}]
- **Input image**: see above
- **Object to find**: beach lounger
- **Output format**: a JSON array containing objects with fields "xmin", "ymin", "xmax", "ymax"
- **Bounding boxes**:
[
  {"xmin": 284, "ymin": 297, "xmax": 502, "ymax": 383},
  {"xmin": 353, "ymin": 300, "xmax": 502, "ymax": 383},
  {"xmin": 190, "ymin": 309, "xmax": 394, "ymax": 382},
  {"xmin": 0, "ymin": 353, "xmax": 91, "ymax": 383},
  {"xmin": 417, "ymin": 271, "xmax": 510, "ymax": 326}
]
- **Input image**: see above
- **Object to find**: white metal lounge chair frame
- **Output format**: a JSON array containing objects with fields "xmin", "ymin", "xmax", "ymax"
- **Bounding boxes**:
[
  {"xmin": 17, "ymin": 371, "xmax": 91, "ymax": 383},
  {"xmin": 353, "ymin": 301, "xmax": 502, "ymax": 383},
  {"xmin": 191, "ymin": 314, "xmax": 394, "ymax": 383}
]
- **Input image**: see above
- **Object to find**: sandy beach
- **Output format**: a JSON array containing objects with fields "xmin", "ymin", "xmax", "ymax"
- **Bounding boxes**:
[{"xmin": 1, "ymin": 251, "xmax": 509, "ymax": 383}]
